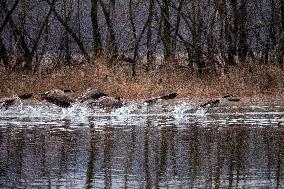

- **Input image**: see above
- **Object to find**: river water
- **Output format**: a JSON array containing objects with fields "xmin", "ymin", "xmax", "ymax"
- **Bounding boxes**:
[{"xmin": 0, "ymin": 100, "xmax": 284, "ymax": 188}]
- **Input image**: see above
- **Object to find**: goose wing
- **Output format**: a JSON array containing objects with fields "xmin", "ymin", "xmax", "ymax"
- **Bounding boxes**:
[
  {"xmin": 41, "ymin": 90, "xmax": 73, "ymax": 108},
  {"xmin": 144, "ymin": 92, "xmax": 178, "ymax": 104},
  {"xmin": 78, "ymin": 88, "xmax": 108, "ymax": 102},
  {"xmin": 90, "ymin": 96, "xmax": 123, "ymax": 109},
  {"xmin": 0, "ymin": 98, "xmax": 17, "ymax": 110},
  {"xmin": 42, "ymin": 95, "xmax": 73, "ymax": 108}
]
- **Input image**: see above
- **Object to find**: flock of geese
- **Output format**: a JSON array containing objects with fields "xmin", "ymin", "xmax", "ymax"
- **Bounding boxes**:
[{"xmin": 0, "ymin": 88, "xmax": 240, "ymax": 112}]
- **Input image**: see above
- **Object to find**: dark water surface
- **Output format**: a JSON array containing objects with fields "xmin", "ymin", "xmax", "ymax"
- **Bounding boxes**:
[{"xmin": 0, "ymin": 102, "xmax": 284, "ymax": 188}]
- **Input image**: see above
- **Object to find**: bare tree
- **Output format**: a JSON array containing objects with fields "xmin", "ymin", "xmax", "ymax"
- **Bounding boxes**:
[
  {"xmin": 146, "ymin": 0, "xmax": 155, "ymax": 71},
  {"xmin": 128, "ymin": 0, "xmax": 152, "ymax": 77},
  {"xmin": 0, "ymin": 0, "xmax": 20, "ymax": 34},
  {"xmin": 0, "ymin": 37, "xmax": 9, "ymax": 68},
  {"xmin": 91, "ymin": 0, "xmax": 102, "ymax": 57},
  {"xmin": 0, "ymin": 0, "xmax": 33, "ymax": 70},
  {"xmin": 161, "ymin": 0, "xmax": 172, "ymax": 61},
  {"xmin": 98, "ymin": 0, "xmax": 118, "ymax": 63},
  {"xmin": 45, "ymin": 0, "xmax": 90, "ymax": 63},
  {"xmin": 171, "ymin": 0, "xmax": 184, "ymax": 56},
  {"xmin": 1, "ymin": 0, "xmax": 283, "ymax": 77},
  {"xmin": 281, "ymin": 0, "xmax": 284, "ymax": 67},
  {"xmin": 238, "ymin": 0, "xmax": 248, "ymax": 62}
]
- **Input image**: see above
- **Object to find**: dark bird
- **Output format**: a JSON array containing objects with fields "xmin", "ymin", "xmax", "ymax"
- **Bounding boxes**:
[
  {"xmin": 227, "ymin": 98, "xmax": 240, "ymax": 102},
  {"xmin": 144, "ymin": 92, "xmax": 178, "ymax": 104},
  {"xmin": 199, "ymin": 95, "xmax": 241, "ymax": 113},
  {"xmin": 18, "ymin": 93, "xmax": 33, "ymax": 100},
  {"xmin": 160, "ymin": 92, "xmax": 178, "ymax": 100},
  {"xmin": 78, "ymin": 88, "xmax": 125, "ymax": 110},
  {"xmin": 89, "ymin": 96, "xmax": 124, "ymax": 109},
  {"xmin": 222, "ymin": 95, "xmax": 232, "ymax": 98},
  {"xmin": 0, "ymin": 92, "xmax": 33, "ymax": 110},
  {"xmin": 221, "ymin": 94, "xmax": 241, "ymax": 102},
  {"xmin": 41, "ymin": 90, "xmax": 74, "ymax": 108},
  {"xmin": 0, "ymin": 98, "xmax": 19, "ymax": 110},
  {"xmin": 200, "ymin": 99, "xmax": 220, "ymax": 109},
  {"xmin": 78, "ymin": 88, "xmax": 108, "ymax": 102},
  {"xmin": 62, "ymin": 89, "xmax": 77, "ymax": 93}
]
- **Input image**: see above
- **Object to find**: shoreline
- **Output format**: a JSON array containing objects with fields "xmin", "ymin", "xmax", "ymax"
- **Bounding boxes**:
[{"xmin": 1, "ymin": 61, "xmax": 284, "ymax": 101}]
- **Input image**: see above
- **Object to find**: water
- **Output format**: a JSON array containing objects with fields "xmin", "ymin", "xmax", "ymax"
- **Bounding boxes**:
[{"xmin": 0, "ymin": 100, "xmax": 284, "ymax": 188}]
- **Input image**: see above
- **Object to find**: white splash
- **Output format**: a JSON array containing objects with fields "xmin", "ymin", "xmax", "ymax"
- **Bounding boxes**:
[
  {"xmin": 173, "ymin": 102, "xmax": 190, "ymax": 120},
  {"xmin": 195, "ymin": 108, "xmax": 208, "ymax": 117},
  {"xmin": 0, "ymin": 100, "xmax": 283, "ymax": 127}
]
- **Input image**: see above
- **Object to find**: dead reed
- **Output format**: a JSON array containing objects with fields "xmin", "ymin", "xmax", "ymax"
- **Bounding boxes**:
[{"xmin": 0, "ymin": 58, "xmax": 283, "ymax": 100}]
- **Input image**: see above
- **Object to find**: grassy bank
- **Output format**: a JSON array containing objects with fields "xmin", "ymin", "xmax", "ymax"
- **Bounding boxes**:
[{"xmin": 0, "ymin": 58, "xmax": 284, "ymax": 100}]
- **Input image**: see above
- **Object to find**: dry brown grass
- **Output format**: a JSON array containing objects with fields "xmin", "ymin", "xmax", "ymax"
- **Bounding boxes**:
[{"xmin": 0, "ymin": 58, "xmax": 284, "ymax": 100}]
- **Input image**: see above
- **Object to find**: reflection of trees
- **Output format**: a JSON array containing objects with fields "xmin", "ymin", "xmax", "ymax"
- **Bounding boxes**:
[
  {"xmin": 204, "ymin": 128, "xmax": 214, "ymax": 188},
  {"xmin": 5, "ymin": 127, "xmax": 25, "ymax": 187},
  {"xmin": 187, "ymin": 125, "xmax": 200, "ymax": 187},
  {"xmin": 0, "ymin": 127, "xmax": 7, "ymax": 182},
  {"xmin": 263, "ymin": 126, "xmax": 284, "ymax": 188},
  {"xmin": 214, "ymin": 126, "xmax": 249, "ymax": 188},
  {"xmin": 275, "ymin": 128, "xmax": 284, "ymax": 189},
  {"xmin": 157, "ymin": 127, "xmax": 168, "ymax": 184},
  {"xmin": 223, "ymin": 126, "xmax": 249, "ymax": 189},
  {"xmin": 169, "ymin": 127, "xmax": 178, "ymax": 177},
  {"xmin": 214, "ymin": 128, "xmax": 226, "ymax": 189},
  {"xmin": 85, "ymin": 129, "xmax": 101, "ymax": 189},
  {"xmin": 263, "ymin": 127, "xmax": 272, "ymax": 180},
  {"xmin": 156, "ymin": 125, "xmax": 177, "ymax": 188},
  {"xmin": 33, "ymin": 127, "xmax": 49, "ymax": 184},
  {"xmin": 103, "ymin": 126, "xmax": 114, "ymax": 189},
  {"xmin": 144, "ymin": 121, "xmax": 151, "ymax": 189},
  {"xmin": 38, "ymin": 120, "xmax": 81, "ymax": 187},
  {"xmin": 3, "ymin": 121, "xmax": 284, "ymax": 188},
  {"xmin": 57, "ymin": 120, "xmax": 79, "ymax": 186},
  {"xmin": 181, "ymin": 125, "xmax": 251, "ymax": 188},
  {"xmin": 123, "ymin": 125, "xmax": 136, "ymax": 188}
]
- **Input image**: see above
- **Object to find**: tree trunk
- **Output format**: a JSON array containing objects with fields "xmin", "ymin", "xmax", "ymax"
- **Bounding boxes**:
[
  {"xmin": 172, "ymin": 0, "xmax": 184, "ymax": 55},
  {"xmin": 31, "ymin": 0, "xmax": 54, "ymax": 57},
  {"xmin": 0, "ymin": 37, "xmax": 9, "ymax": 68},
  {"xmin": 99, "ymin": 0, "xmax": 118, "ymax": 63},
  {"xmin": 226, "ymin": 0, "xmax": 238, "ymax": 65},
  {"xmin": 0, "ymin": 0, "xmax": 20, "ymax": 34},
  {"xmin": 46, "ymin": 0, "xmax": 90, "ymax": 63},
  {"xmin": 91, "ymin": 0, "xmax": 102, "ymax": 57},
  {"xmin": 161, "ymin": 0, "xmax": 172, "ymax": 62},
  {"xmin": 282, "ymin": 0, "xmax": 284, "ymax": 31},
  {"xmin": 146, "ymin": 0, "xmax": 155, "ymax": 71},
  {"xmin": 192, "ymin": 1, "xmax": 205, "ymax": 75},
  {"xmin": 281, "ymin": 0, "xmax": 284, "ymax": 67},
  {"xmin": 1, "ymin": 0, "xmax": 33, "ymax": 71},
  {"xmin": 129, "ymin": 0, "xmax": 137, "ymax": 40},
  {"xmin": 238, "ymin": 0, "xmax": 248, "ymax": 62}
]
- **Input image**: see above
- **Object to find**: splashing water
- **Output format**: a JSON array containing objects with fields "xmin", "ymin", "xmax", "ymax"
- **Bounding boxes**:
[
  {"xmin": 173, "ymin": 102, "xmax": 191, "ymax": 120},
  {"xmin": 0, "ymin": 99, "xmax": 284, "ymax": 127},
  {"xmin": 195, "ymin": 107, "xmax": 208, "ymax": 116}
]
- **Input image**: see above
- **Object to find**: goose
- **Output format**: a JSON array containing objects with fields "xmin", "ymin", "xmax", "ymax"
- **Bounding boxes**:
[
  {"xmin": 199, "ymin": 95, "xmax": 240, "ymax": 112},
  {"xmin": 200, "ymin": 99, "xmax": 220, "ymax": 109},
  {"xmin": 0, "ymin": 93, "xmax": 33, "ymax": 110},
  {"xmin": 90, "ymin": 92, "xmax": 177, "ymax": 110},
  {"xmin": 224, "ymin": 95, "xmax": 240, "ymax": 102},
  {"xmin": 89, "ymin": 96, "xmax": 124, "ymax": 109},
  {"xmin": 41, "ymin": 89, "xmax": 75, "ymax": 108},
  {"xmin": 144, "ymin": 92, "xmax": 178, "ymax": 105},
  {"xmin": 78, "ymin": 88, "xmax": 108, "ymax": 102},
  {"xmin": 62, "ymin": 89, "xmax": 77, "ymax": 93},
  {"xmin": 79, "ymin": 88, "xmax": 124, "ymax": 109}
]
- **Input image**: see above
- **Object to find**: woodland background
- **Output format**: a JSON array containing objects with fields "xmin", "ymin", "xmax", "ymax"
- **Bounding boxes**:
[{"xmin": 0, "ymin": 0, "xmax": 283, "ymax": 98}]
